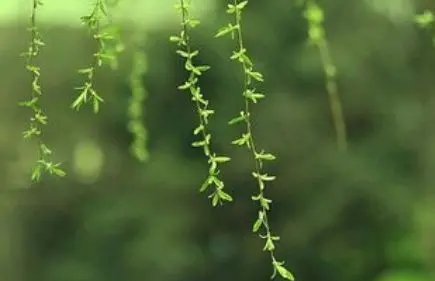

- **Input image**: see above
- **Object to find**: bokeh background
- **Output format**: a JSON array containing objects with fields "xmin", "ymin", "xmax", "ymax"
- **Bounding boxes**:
[{"xmin": 1, "ymin": 0, "xmax": 435, "ymax": 281}]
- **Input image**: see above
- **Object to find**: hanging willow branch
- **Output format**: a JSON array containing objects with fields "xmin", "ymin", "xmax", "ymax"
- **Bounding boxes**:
[
  {"xmin": 19, "ymin": 0, "xmax": 65, "ymax": 182},
  {"xmin": 216, "ymin": 1, "xmax": 294, "ymax": 279},
  {"xmin": 303, "ymin": 0, "xmax": 347, "ymax": 151},
  {"xmin": 72, "ymin": 0, "xmax": 117, "ymax": 113},
  {"xmin": 128, "ymin": 33, "xmax": 149, "ymax": 162},
  {"xmin": 171, "ymin": 0, "xmax": 233, "ymax": 206}
]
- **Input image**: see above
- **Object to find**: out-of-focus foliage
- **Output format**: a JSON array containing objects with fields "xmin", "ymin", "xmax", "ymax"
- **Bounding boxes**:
[{"xmin": 1, "ymin": 1, "xmax": 435, "ymax": 281}]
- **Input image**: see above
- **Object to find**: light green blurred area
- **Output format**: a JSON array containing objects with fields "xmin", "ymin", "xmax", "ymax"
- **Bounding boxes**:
[{"xmin": 0, "ymin": 0, "xmax": 214, "ymax": 27}]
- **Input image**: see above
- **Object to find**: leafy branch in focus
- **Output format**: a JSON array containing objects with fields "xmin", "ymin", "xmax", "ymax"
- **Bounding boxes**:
[
  {"xmin": 216, "ymin": 0, "xmax": 294, "ymax": 279},
  {"xmin": 19, "ymin": 0, "xmax": 65, "ymax": 183},
  {"xmin": 72, "ymin": 0, "xmax": 121, "ymax": 113},
  {"xmin": 170, "ymin": 0, "xmax": 233, "ymax": 206}
]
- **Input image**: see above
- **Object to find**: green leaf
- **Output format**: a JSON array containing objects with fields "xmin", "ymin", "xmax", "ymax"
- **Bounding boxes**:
[
  {"xmin": 169, "ymin": 36, "xmax": 182, "ymax": 43},
  {"xmin": 26, "ymin": 65, "xmax": 40, "ymax": 74},
  {"xmin": 40, "ymin": 144, "xmax": 52, "ymax": 155},
  {"xmin": 189, "ymin": 50, "xmax": 199, "ymax": 58},
  {"xmin": 244, "ymin": 89, "xmax": 265, "ymax": 103},
  {"xmin": 93, "ymin": 98, "xmax": 100, "ymax": 113},
  {"xmin": 253, "ymin": 211, "xmax": 263, "ymax": 232},
  {"xmin": 260, "ymin": 197, "xmax": 272, "ymax": 210},
  {"xmin": 18, "ymin": 97, "xmax": 38, "ymax": 107},
  {"xmin": 264, "ymin": 236, "xmax": 275, "ymax": 251},
  {"xmin": 187, "ymin": 19, "xmax": 200, "ymax": 28},
  {"xmin": 231, "ymin": 133, "xmax": 250, "ymax": 147},
  {"xmin": 228, "ymin": 111, "xmax": 247, "ymax": 125},
  {"xmin": 31, "ymin": 166, "xmax": 42, "ymax": 182},
  {"xmin": 94, "ymin": 32, "xmax": 115, "ymax": 40},
  {"xmin": 237, "ymin": 1, "xmax": 248, "ymax": 10},
  {"xmin": 23, "ymin": 127, "xmax": 40, "ymax": 138},
  {"xmin": 200, "ymin": 176, "xmax": 212, "ymax": 192},
  {"xmin": 252, "ymin": 172, "xmax": 276, "ymax": 182},
  {"xmin": 211, "ymin": 175, "xmax": 224, "ymax": 188},
  {"xmin": 230, "ymin": 48, "xmax": 246, "ymax": 61},
  {"xmin": 72, "ymin": 93, "xmax": 86, "ymax": 110},
  {"xmin": 193, "ymin": 125, "xmax": 204, "ymax": 135},
  {"xmin": 217, "ymin": 189, "xmax": 233, "ymax": 202},
  {"xmin": 226, "ymin": 4, "xmax": 236, "ymax": 14},
  {"xmin": 33, "ymin": 112, "xmax": 47, "ymax": 124},
  {"xmin": 215, "ymin": 24, "xmax": 239, "ymax": 38},
  {"xmin": 178, "ymin": 79, "xmax": 196, "ymax": 90},
  {"xmin": 176, "ymin": 50, "xmax": 190, "ymax": 58},
  {"xmin": 272, "ymin": 261, "xmax": 295, "ymax": 281},
  {"xmin": 192, "ymin": 140, "xmax": 206, "ymax": 147},
  {"xmin": 255, "ymin": 151, "xmax": 276, "ymax": 161},
  {"xmin": 209, "ymin": 160, "xmax": 217, "ymax": 174},
  {"xmin": 247, "ymin": 69, "xmax": 264, "ymax": 82},
  {"xmin": 213, "ymin": 156, "xmax": 231, "ymax": 163},
  {"xmin": 51, "ymin": 165, "xmax": 66, "ymax": 177},
  {"xmin": 77, "ymin": 67, "xmax": 94, "ymax": 74},
  {"xmin": 195, "ymin": 65, "xmax": 211, "ymax": 73},
  {"xmin": 211, "ymin": 193, "xmax": 219, "ymax": 206}
]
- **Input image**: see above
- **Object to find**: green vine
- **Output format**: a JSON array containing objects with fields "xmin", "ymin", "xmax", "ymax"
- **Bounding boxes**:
[
  {"xmin": 72, "ymin": 0, "xmax": 117, "ymax": 113},
  {"xmin": 19, "ymin": 0, "xmax": 66, "ymax": 182},
  {"xmin": 127, "ymin": 34, "xmax": 149, "ymax": 162},
  {"xmin": 302, "ymin": 0, "xmax": 347, "ymax": 151},
  {"xmin": 170, "ymin": 0, "xmax": 233, "ymax": 206},
  {"xmin": 216, "ymin": 1, "xmax": 294, "ymax": 279}
]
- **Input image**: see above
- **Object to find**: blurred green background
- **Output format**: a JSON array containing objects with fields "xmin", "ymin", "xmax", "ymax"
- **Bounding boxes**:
[{"xmin": 1, "ymin": 0, "xmax": 435, "ymax": 281}]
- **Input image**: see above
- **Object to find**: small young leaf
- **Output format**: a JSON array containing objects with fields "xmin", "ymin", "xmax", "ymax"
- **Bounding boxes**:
[
  {"xmin": 218, "ymin": 189, "xmax": 233, "ymax": 202},
  {"xmin": 51, "ymin": 166, "xmax": 66, "ymax": 177},
  {"xmin": 192, "ymin": 140, "xmax": 205, "ymax": 147},
  {"xmin": 252, "ymin": 172, "xmax": 276, "ymax": 182},
  {"xmin": 237, "ymin": 1, "xmax": 248, "ymax": 10},
  {"xmin": 215, "ymin": 24, "xmax": 238, "ymax": 37},
  {"xmin": 255, "ymin": 151, "xmax": 276, "ymax": 161},
  {"xmin": 200, "ymin": 176, "xmax": 212, "ymax": 192},
  {"xmin": 226, "ymin": 4, "xmax": 236, "ymax": 14},
  {"xmin": 193, "ymin": 125, "xmax": 204, "ymax": 135},
  {"xmin": 211, "ymin": 193, "xmax": 219, "ymax": 206},
  {"xmin": 247, "ymin": 69, "xmax": 264, "ymax": 82},
  {"xmin": 228, "ymin": 112, "xmax": 246, "ymax": 125},
  {"xmin": 31, "ymin": 165, "xmax": 42, "ymax": 182},
  {"xmin": 272, "ymin": 261, "xmax": 295, "ymax": 281},
  {"xmin": 169, "ymin": 36, "xmax": 182, "ymax": 43},
  {"xmin": 253, "ymin": 211, "xmax": 263, "ymax": 232},
  {"xmin": 263, "ymin": 237, "xmax": 275, "ymax": 251},
  {"xmin": 213, "ymin": 156, "xmax": 231, "ymax": 163}
]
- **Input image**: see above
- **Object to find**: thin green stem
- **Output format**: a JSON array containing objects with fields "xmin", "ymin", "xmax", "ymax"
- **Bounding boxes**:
[
  {"xmin": 317, "ymin": 40, "xmax": 347, "ymax": 151},
  {"xmin": 304, "ymin": 0, "xmax": 347, "ymax": 151}
]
